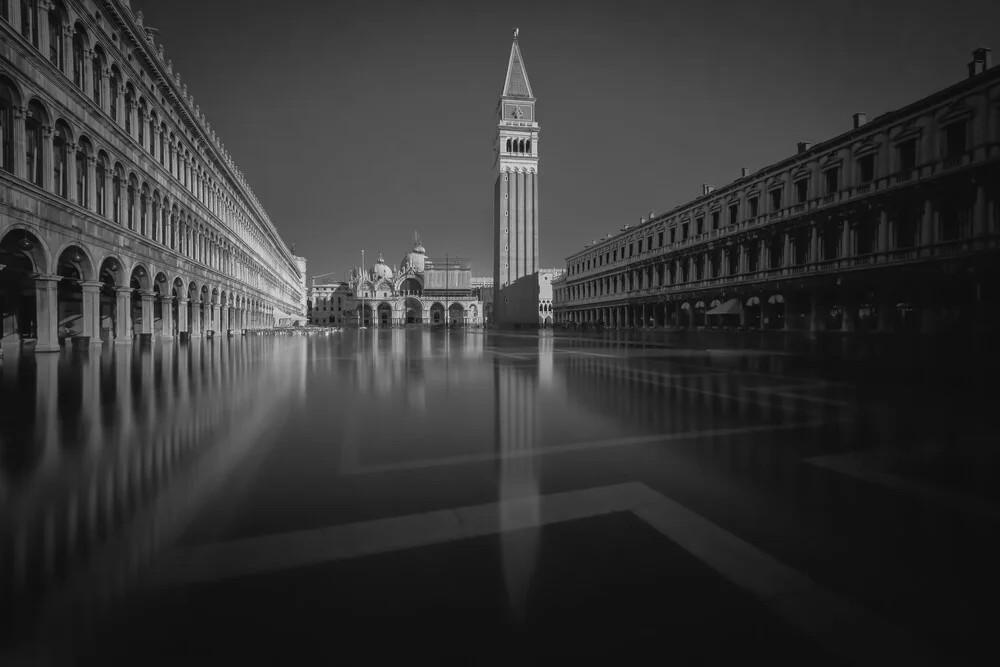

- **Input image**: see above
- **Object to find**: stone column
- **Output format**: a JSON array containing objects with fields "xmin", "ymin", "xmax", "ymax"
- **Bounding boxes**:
[
  {"xmin": 79, "ymin": 281, "xmax": 102, "ymax": 343},
  {"xmin": 114, "ymin": 287, "xmax": 132, "ymax": 344},
  {"xmin": 921, "ymin": 198, "xmax": 933, "ymax": 247},
  {"xmin": 878, "ymin": 210, "xmax": 889, "ymax": 254},
  {"xmin": 12, "ymin": 106, "xmax": 26, "ymax": 180},
  {"xmin": 82, "ymin": 47, "xmax": 93, "ymax": 99},
  {"xmin": 34, "ymin": 275, "xmax": 61, "ymax": 353},
  {"xmin": 227, "ymin": 306, "xmax": 234, "ymax": 334},
  {"xmin": 212, "ymin": 304, "xmax": 221, "ymax": 334},
  {"xmin": 139, "ymin": 291, "xmax": 155, "ymax": 335},
  {"xmin": 65, "ymin": 142, "xmax": 77, "ymax": 204},
  {"xmin": 810, "ymin": 223, "xmax": 819, "ymax": 262},
  {"xmin": 176, "ymin": 297, "xmax": 189, "ymax": 336},
  {"xmin": 808, "ymin": 290, "xmax": 823, "ymax": 333},
  {"xmin": 38, "ymin": 4, "xmax": 51, "ymax": 57},
  {"xmin": 42, "ymin": 125, "xmax": 54, "ymax": 192},
  {"xmin": 190, "ymin": 300, "xmax": 202, "ymax": 337},
  {"xmin": 841, "ymin": 219, "xmax": 853, "ymax": 258},
  {"xmin": 85, "ymin": 155, "xmax": 97, "ymax": 213},
  {"xmin": 161, "ymin": 296, "xmax": 175, "ymax": 339},
  {"xmin": 841, "ymin": 290, "xmax": 856, "ymax": 332}
]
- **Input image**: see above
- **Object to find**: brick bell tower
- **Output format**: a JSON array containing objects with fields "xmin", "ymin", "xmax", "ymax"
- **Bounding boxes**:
[{"xmin": 493, "ymin": 28, "xmax": 540, "ymax": 325}]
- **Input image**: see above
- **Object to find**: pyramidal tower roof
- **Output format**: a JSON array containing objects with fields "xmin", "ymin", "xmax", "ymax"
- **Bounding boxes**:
[{"xmin": 502, "ymin": 29, "xmax": 534, "ymax": 99}]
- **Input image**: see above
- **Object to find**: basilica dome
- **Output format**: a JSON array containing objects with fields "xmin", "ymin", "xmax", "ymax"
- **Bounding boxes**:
[
  {"xmin": 369, "ymin": 254, "xmax": 394, "ymax": 281},
  {"xmin": 400, "ymin": 237, "xmax": 426, "ymax": 273}
]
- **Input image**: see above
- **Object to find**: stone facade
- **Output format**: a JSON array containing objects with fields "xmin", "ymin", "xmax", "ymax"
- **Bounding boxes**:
[
  {"xmin": 309, "ymin": 280, "xmax": 350, "ymax": 326},
  {"xmin": 556, "ymin": 49, "xmax": 1000, "ymax": 335},
  {"xmin": 1, "ymin": 0, "xmax": 305, "ymax": 354},
  {"xmin": 345, "ymin": 237, "xmax": 484, "ymax": 327}
]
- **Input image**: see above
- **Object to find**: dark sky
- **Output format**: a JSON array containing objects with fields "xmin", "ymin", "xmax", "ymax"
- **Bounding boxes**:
[{"xmin": 139, "ymin": 0, "xmax": 999, "ymax": 280}]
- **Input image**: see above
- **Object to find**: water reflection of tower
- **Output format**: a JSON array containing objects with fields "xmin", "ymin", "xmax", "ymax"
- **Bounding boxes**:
[{"xmin": 494, "ymin": 357, "xmax": 541, "ymax": 627}]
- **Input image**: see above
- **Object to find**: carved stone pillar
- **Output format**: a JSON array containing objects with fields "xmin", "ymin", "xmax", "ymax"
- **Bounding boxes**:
[
  {"xmin": 79, "ymin": 281, "xmax": 102, "ymax": 343},
  {"xmin": 82, "ymin": 47, "xmax": 94, "ymax": 97},
  {"xmin": 42, "ymin": 125, "xmax": 54, "ymax": 192},
  {"xmin": 12, "ymin": 106, "xmax": 26, "ymax": 180},
  {"xmin": 227, "ymin": 306, "xmax": 234, "ymax": 334},
  {"xmin": 878, "ymin": 210, "xmax": 889, "ymax": 253},
  {"xmin": 176, "ymin": 297, "xmax": 189, "ymax": 335},
  {"xmin": 85, "ymin": 155, "xmax": 97, "ymax": 212},
  {"xmin": 189, "ymin": 300, "xmax": 202, "ymax": 337},
  {"xmin": 841, "ymin": 219, "xmax": 853, "ymax": 258},
  {"xmin": 34, "ymin": 275, "xmax": 61, "ymax": 353},
  {"xmin": 114, "ymin": 287, "xmax": 132, "ymax": 343},
  {"xmin": 139, "ymin": 291, "xmax": 155, "ymax": 335},
  {"xmin": 161, "ymin": 296, "xmax": 175, "ymax": 339},
  {"xmin": 810, "ymin": 223, "xmax": 819, "ymax": 262},
  {"xmin": 65, "ymin": 142, "xmax": 77, "ymax": 204},
  {"xmin": 921, "ymin": 198, "xmax": 934, "ymax": 247}
]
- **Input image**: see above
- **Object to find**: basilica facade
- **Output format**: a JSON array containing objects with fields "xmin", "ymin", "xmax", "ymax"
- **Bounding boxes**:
[{"xmin": 346, "ymin": 235, "xmax": 484, "ymax": 327}]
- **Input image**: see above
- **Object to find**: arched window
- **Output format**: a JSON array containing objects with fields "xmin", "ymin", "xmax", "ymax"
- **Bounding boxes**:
[
  {"xmin": 72, "ymin": 25, "xmax": 85, "ymax": 88},
  {"xmin": 53, "ymin": 121, "xmax": 69, "ymax": 197},
  {"xmin": 0, "ymin": 77, "xmax": 18, "ymax": 173},
  {"xmin": 21, "ymin": 1, "xmax": 39, "ymax": 47},
  {"xmin": 95, "ymin": 152, "xmax": 107, "ymax": 216},
  {"xmin": 25, "ymin": 101, "xmax": 45, "ymax": 186},
  {"xmin": 91, "ymin": 47, "xmax": 104, "ymax": 106},
  {"xmin": 506, "ymin": 138, "xmax": 511, "ymax": 152},
  {"xmin": 519, "ymin": 139, "xmax": 525, "ymax": 153},
  {"xmin": 140, "ymin": 183, "xmax": 149, "ymax": 236},
  {"xmin": 127, "ymin": 174, "xmax": 137, "ymax": 230},
  {"xmin": 170, "ymin": 205, "xmax": 177, "ymax": 249},
  {"xmin": 109, "ymin": 67, "xmax": 120, "ymax": 122},
  {"xmin": 48, "ymin": 4, "xmax": 63, "ymax": 70},
  {"xmin": 112, "ymin": 164, "xmax": 123, "ymax": 223},
  {"xmin": 137, "ymin": 98, "xmax": 146, "ymax": 145},
  {"xmin": 526, "ymin": 139, "xmax": 531, "ymax": 154},
  {"xmin": 75, "ymin": 139, "xmax": 90, "ymax": 206},
  {"xmin": 168, "ymin": 133, "xmax": 174, "ymax": 173}
]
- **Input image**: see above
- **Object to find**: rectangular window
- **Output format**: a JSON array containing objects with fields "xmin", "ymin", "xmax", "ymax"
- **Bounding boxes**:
[
  {"xmin": 897, "ymin": 139, "xmax": 916, "ymax": 172},
  {"xmin": 858, "ymin": 154, "xmax": 875, "ymax": 183},
  {"xmin": 711, "ymin": 211, "xmax": 720, "ymax": 229},
  {"xmin": 669, "ymin": 228, "xmax": 676, "ymax": 243},
  {"xmin": 796, "ymin": 179, "xmax": 808, "ymax": 203},
  {"xmin": 728, "ymin": 204, "xmax": 739, "ymax": 225},
  {"xmin": 613, "ymin": 249, "xmax": 617, "ymax": 261},
  {"xmin": 658, "ymin": 231, "xmax": 664, "ymax": 246},
  {"xmin": 647, "ymin": 236, "xmax": 652, "ymax": 252},
  {"xmin": 748, "ymin": 197, "xmax": 759, "ymax": 217},
  {"xmin": 696, "ymin": 217, "xmax": 704, "ymax": 235},
  {"xmin": 629, "ymin": 243, "xmax": 634, "ymax": 257},
  {"xmin": 682, "ymin": 223, "xmax": 689, "ymax": 240},
  {"xmin": 770, "ymin": 189, "xmax": 782, "ymax": 211},
  {"xmin": 824, "ymin": 168, "xmax": 839, "ymax": 194},
  {"xmin": 945, "ymin": 121, "xmax": 967, "ymax": 158}
]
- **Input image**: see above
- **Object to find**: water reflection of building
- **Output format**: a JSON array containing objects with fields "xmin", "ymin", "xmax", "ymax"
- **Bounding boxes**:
[
  {"xmin": 0, "ymin": 338, "xmax": 305, "ymax": 652},
  {"xmin": 494, "ymin": 357, "xmax": 541, "ymax": 625}
]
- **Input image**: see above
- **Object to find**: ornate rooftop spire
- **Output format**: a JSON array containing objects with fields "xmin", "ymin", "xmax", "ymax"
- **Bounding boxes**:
[{"xmin": 502, "ymin": 30, "xmax": 533, "ymax": 98}]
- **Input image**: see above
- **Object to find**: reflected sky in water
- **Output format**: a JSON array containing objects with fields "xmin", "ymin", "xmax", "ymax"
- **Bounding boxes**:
[{"xmin": 1, "ymin": 329, "xmax": 996, "ymax": 659}]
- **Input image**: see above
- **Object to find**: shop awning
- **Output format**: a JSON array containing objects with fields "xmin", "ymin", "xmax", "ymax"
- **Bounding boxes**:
[{"xmin": 705, "ymin": 298, "xmax": 742, "ymax": 316}]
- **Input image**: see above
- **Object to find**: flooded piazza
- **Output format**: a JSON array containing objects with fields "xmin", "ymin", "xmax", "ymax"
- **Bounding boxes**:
[{"xmin": 1, "ymin": 330, "xmax": 997, "ymax": 665}]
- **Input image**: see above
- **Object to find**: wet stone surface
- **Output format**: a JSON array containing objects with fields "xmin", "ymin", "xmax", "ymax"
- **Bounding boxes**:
[{"xmin": 0, "ymin": 329, "xmax": 996, "ymax": 665}]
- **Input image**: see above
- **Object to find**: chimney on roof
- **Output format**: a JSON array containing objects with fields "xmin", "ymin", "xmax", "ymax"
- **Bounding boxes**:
[
  {"xmin": 797, "ymin": 141, "xmax": 811, "ymax": 154},
  {"xmin": 740, "ymin": 167, "xmax": 750, "ymax": 178},
  {"xmin": 968, "ymin": 47, "xmax": 993, "ymax": 78},
  {"xmin": 648, "ymin": 211, "xmax": 654, "ymax": 220},
  {"xmin": 702, "ymin": 184, "xmax": 715, "ymax": 196},
  {"xmin": 639, "ymin": 217, "xmax": 647, "ymax": 224},
  {"xmin": 853, "ymin": 112, "xmax": 868, "ymax": 129}
]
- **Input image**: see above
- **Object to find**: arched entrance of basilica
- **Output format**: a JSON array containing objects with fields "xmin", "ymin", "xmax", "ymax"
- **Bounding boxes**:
[
  {"xmin": 377, "ymin": 302, "xmax": 392, "ymax": 328},
  {"xmin": 405, "ymin": 298, "xmax": 422, "ymax": 325}
]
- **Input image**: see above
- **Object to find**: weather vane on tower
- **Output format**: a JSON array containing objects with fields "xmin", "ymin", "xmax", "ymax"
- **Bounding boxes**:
[{"xmin": 513, "ymin": 27, "xmax": 519, "ymax": 40}]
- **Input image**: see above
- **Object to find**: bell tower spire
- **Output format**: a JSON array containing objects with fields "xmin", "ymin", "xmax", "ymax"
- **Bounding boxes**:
[{"xmin": 494, "ymin": 30, "xmax": 540, "ymax": 323}]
